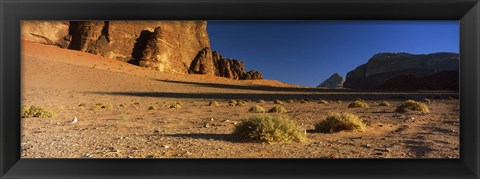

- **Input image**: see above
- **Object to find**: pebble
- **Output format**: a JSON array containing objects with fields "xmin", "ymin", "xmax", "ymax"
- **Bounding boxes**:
[
  {"xmin": 204, "ymin": 123, "xmax": 210, "ymax": 128},
  {"xmin": 163, "ymin": 145, "xmax": 170, "ymax": 149},
  {"xmin": 210, "ymin": 118, "xmax": 214, "ymax": 121}
]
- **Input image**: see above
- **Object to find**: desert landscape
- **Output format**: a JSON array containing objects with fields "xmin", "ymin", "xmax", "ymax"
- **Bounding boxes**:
[{"xmin": 20, "ymin": 21, "xmax": 459, "ymax": 158}]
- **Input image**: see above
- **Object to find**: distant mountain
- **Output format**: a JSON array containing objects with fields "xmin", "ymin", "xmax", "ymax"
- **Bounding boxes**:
[
  {"xmin": 343, "ymin": 52, "xmax": 459, "ymax": 90},
  {"xmin": 317, "ymin": 73, "xmax": 344, "ymax": 88}
]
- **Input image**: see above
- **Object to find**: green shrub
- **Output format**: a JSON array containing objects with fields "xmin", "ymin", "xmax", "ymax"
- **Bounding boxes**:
[
  {"xmin": 249, "ymin": 105, "xmax": 266, "ymax": 113},
  {"xmin": 208, "ymin": 101, "xmax": 219, "ymax": 107},
  {"xmin": 257, "ymin": 99, "xmax": 266, "ymax": 103},
  {"xmin": 268, "ymin": 106, "xmax": 287, "ymax": 113},
  {"xmin": 274, "ymin": 99, "xmax": 284, "ymax": 104},
  {"xmin": 233, "ymin": 114, "xmax": 306, "ymax": 143},
  {"xmin": 318, "ymin": 99, "xmax": 329, "ymax": 104},
  {"xmin": 348, "ymin": 100, "xmax": 369, "ymax": 108},
  {"xmin": 396, "ymin": 100, "xmax": 429, "ymax": 113},
  {"xmin": 315, "ymin": 112, "xmax": 366, "ymax": 133},
  {"xmin": 379, "ymin": 101, "xmax": 390, "ymax": 106},
  {"xmin": 21, "ymin": 105, "xmax": 56, "ymax": 118}
]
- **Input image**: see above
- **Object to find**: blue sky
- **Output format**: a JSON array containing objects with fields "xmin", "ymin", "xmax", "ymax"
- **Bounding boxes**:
[{"xmin": 207, "ymin": 21, "xmax": 459, "ymax": 87}]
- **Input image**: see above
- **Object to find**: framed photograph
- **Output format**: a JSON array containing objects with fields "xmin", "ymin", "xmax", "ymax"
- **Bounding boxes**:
[{"xmin": 1, "ymin": 0, "xmax": 479, "ymax": 178}]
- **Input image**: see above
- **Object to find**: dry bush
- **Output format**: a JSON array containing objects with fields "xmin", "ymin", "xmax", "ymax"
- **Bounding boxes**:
[
  {"xmin": 237, "ymin": 100, "xmax": 248, "ymax": 106},
  {"xmin": 315, "ymin": 112, "xmax": 366, "ymax": 133},
  {"xmin": 318, "ymin": 99, "xmax": 329, "ymax": 104},
  {"xmin": 170, "ymin": 102, "xmax": 182, "ymax": 109},
  {"xmin": 286, "ymin": 99, "xmax": 294, "ymax": 103},
  {"xmin": 92, "ymin": 103, "xmax": 113, "ymax": 110},
  {"xmin": 228, "ymin": 100, "xmax": 238, "ymax": 107},
  {"xmin": 208, "ymin": 101, "xmax": 219, "ymax": 107},
  {"xmin": 233, "ymin": 114, "xmax": 307, "ymax": 144},
  {"xmin": 423, "ymin": 98, "xmax": 432, "ymax": 104},
  {"xmin": 249, "ymin": 105, "xmax": 266, "ymax": 113},
  {"xmin": 379, "ymin": 101, "xmax": 390, "ymax": 106},
  {"xmin": 148, "ymin": 106, "xmax": 156, "ymax": 110},
  {"xmin": 395, "ymin": 100, "xmax": 429, "ymax": 113},
  {"xmin": 257, "ymin": 99, "xmax": 266, "ymax": 103},
  {"xmin": 348, "ymin": 100, "xmax": 369, "ymax": 108},
  {"xmin": 21, "ymin": 105, "xmax": 56, "ymax": 118},
  {"xmin": 274, "ymin": 99, "xmax": 284, "ymax": 104},
  {"xmin": 268, "ymin": 106, "xmax": 287, "ymax": 113}
]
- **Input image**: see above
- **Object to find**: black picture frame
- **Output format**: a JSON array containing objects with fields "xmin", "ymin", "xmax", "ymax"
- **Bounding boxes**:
[{"xmin": 1, "ymin": 0, "xmax": 479, "ymax": 178}]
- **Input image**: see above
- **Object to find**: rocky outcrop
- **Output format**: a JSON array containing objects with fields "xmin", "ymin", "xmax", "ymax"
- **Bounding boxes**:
[
  {"xmin": 317, "ymin": 73, "xmax": 344, "ymax": 88},
  {"xmin": 212, "ymin": 51, "xmax": 263, "ymax": 80},
  {"xmin": 383, "ymin": 71, "xmax": 459, "ymax": 90},
  {"xmin": 21, "ymin": 21, "xmax": 71, "ymax": 48},
  {"xmin": 188, "ymin": 47, "xmax": 216, "ymax": 76},
  {"xmin": 344, "ymin": 52, "xmax": 459, "ymax": 90},
  {"xmin": 67, "ymin": 21, "xmax": 211, "ymax": 74},
  {"xmin": 21, "ymin": 21, "xmax": 263, "ymax": 79}
]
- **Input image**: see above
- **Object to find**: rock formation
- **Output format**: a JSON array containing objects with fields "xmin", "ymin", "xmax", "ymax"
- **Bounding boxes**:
[
  {"xmin": 21, "ymin": 21, "xmax": 71, "ymax": 48},
  {"xmin": 344, "ymin": 52, "xmax": 459, "ymax": 90},
  {"xmin": 212, "ymin": 51, "xmax": 263, "ymax": 80},
  {"xmin": 383, "ymin": 71, "xmax": 459, "ymax": 90},
  {"xmin": 317, "ymin": 73, "xmax": 344, "ymax": 88},
  {"xmin": 21, "ymin": 21, "xmax": 263, "ymax": 80},
  {"xmin": 188, "ymin": 47, "xmax": 216, "ymax": 76}
]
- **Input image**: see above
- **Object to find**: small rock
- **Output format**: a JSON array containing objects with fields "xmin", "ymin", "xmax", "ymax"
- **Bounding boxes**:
[
  {"xmin": 71, "ymin": 117, "xmax": 78, "ymax": 124},
  {"xmin": 204, "ymin": 123, "xmax": 210, "ymax": 128},
  {"xmin": 153, "ymin": 130, "xmax": 159, "ymax": 133},
  {"xmin": 163, "ymin": 145, "xmax": 170, "ymax": 149},
  {"xmin": 210, "ymin": 118, "xmax": 214, "ymax": 121}
]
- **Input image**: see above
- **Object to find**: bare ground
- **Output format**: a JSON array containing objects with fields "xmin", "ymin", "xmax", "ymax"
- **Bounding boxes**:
[{"xmin": 21, "ymin": 41, "xmax": 459, "ymax": 158}]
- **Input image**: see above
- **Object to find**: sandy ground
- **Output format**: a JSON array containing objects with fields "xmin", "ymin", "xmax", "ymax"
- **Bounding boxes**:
[{"xmin": 21, "ymin": 41, "xmax": 459, "ymax": 158}]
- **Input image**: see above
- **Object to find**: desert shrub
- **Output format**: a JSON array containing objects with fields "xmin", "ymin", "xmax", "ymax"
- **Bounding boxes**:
[
  {"xmin": 78, "ymin": 103, "xmax": 87, "ymax": 107},
  {"xmin": 249, "ymin": 105, "xmax": 266, "ymax": 113},
  {"xmin": 348, "ymin": 100, "xmax": 369, "ymax": 108},
  {"xmin": 257, "ymin": 99, "xmax": 266, "ymax": 103},
  {"xmin": 379, "ymin": 101, "xmax": 390, "ymax": 106},
  {"xmin": 233, "ymin": 114, "xmax": 306, "ymax": 143},
  {"xmin": 423, "ymin": 98, "xmax": 432, "ymax": 104},
  {"xmin": 228, "ymin": 100, "xmax": 238, "ymax": 107},
  {"xmin": 237, "ymin": 100, "xmax": 248, "ymax": 106},
  {"xmin": 318, "ymin": 99, "xmax": 329, "ymax": 104},
  {"xmin": 21, "ymin": 105, "xmax": 56, "ymax": 118},
  {"xmin": 395, "ymin": 100, "xmax": 429, "ymax": 113},
  {"xmin": 300, "ymin": 99, "xmax": 309, "ymax": 103},
  {"xmin": 274, "ymin": 99, "xmax": 284, "ymax": 104},
  {"xmin": 119, "ymin": 103, "xmax": 128, "ymax": 107},
  {"xmin": 170, "ymin": 102, "xmax": 182, "ymax": 109},
  {"xmin": 133, "ymin": 102, "xmax": 140, "ymax": 105},
  {"xmin": 148, "ymin": 106, "xmax": 156, "ymax": 110},
  {"xmin": 315, "ymin": 112, "xmax": 366, "ymax": 133},
  {"xmin": 268, "ymin": 106, "xmax": 287, "ymax": 113},
  {"xmin": 208, "ymin": 101, "xmax": 219, "ymax": 107},
  {"xmin": 94, "ymin": 103, "xmax": 113, "ymax": 109},
  {"xmin": 286, "ymin": 99, "xmax": 294, "ymax": 103}
]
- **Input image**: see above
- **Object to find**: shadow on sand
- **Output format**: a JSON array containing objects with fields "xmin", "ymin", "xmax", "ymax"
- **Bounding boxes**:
[{"xmin": 92, "ymin": 91, "xmax": 458, "ymax": 101}]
